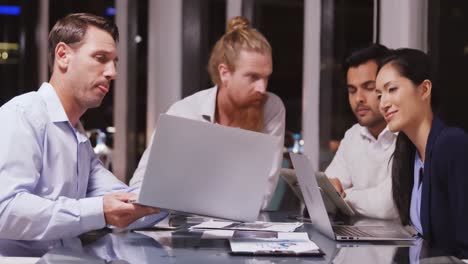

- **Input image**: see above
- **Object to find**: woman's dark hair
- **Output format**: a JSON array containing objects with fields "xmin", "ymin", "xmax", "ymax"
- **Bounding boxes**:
[
  {"xmin": 378, "ymin": 48, "xmax": 432, "ymax": 225},
  {"xmin": 391, "ymin": 133, "xmax": 416, "ymax": 225},
  {"xmin": 378, "ymin": 48, "xmax": 432, "ymax": 86}
]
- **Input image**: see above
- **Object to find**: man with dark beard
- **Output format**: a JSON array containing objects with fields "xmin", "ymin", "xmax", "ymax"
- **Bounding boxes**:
[
  {"xmin": 326, "ymin": 44, "xmax": 398, "ymax": 219},
  {"xmin": 130, "ymin": 16, "xmax": 285, "ymax": 210}
]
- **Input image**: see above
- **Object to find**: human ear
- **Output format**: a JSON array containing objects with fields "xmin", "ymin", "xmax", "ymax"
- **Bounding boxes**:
[
  {"xmin": 419, "ymin": 79, "xmax": 432, "ymax": 101},
  {"xmin": 218, "ymin": 63, "xmax": 231, "ymax": 83},
  {"xmin": 54, "ymin": 42, "xmax": 72, "ymax": 71}
]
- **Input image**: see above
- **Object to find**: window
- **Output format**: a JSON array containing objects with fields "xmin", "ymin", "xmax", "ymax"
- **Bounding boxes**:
[
  {"xmin": 245, "ymin": 0, "xmax": 304, "ymax": 134},
  {"xmin": 0, "ymin": 0, "xmax": 39, "ymax": 104},
  {"xmin": 429, "ymin": 0, "xmax": 468, "ymax": 132},
  {"xmin": 319, "ymin": 0, "xmax": 375, "ymax": 169}
]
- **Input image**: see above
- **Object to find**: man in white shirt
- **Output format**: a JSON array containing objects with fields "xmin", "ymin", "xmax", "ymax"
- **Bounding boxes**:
[
  {"xmin": 130, "ymin": 16, "xmax": 285, "ymax": 210},
  {"xmin": 326, "ymin": 44, "xmax": 398, "ymax": 219}
]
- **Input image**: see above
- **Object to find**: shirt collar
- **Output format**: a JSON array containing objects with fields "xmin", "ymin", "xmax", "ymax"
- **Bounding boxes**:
[
  {"xmin": 359, "ymin": 125, "xmax": 397, "ymax": 149},
  {"xmin": 200, "ymin": 86, "xmax": 218, "ymax": 123},
  {"xmin": 37, "ymin": 82, "xmax": 89, "ymax": 143},
  {"xmin": 37, "ymin": 82, "xmax": 70, "ymax": 123},
  {"xmin": 414, "ymin": 151, "xmax": 424, "ymax": 169}
]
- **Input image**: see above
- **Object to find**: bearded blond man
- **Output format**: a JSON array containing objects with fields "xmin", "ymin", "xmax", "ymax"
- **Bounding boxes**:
[{"xmin": 131, "ymin": 16, "xmax": 285, "ymax": 210}]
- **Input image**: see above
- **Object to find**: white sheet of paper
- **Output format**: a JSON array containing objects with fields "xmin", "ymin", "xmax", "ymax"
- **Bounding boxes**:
[
  {"xmin": 191, "ymin": 220, "xmax": 303, "ymax": 232},
  {"xmin": 201, "ymin": 230, "xmax": 235, "ymax": 239},
  {"xmin": 192, "ymin": 220, "xmax": 235, "ymax": 229},
  {"xmin": 0, "ymin": 257, "xmax": 40, "ymax": 264},
  {"xmin": 277, "ymin": 232, "xmax": 310, "ymax": 240},
  {"xmin": 229, "ymin": 232, "xmax": 319, "ymax": 253}
]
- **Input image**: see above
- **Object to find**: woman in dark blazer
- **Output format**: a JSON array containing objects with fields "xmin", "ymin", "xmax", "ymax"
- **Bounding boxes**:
[{"xmin": 375, "ymin": 48, "xmax": 468, "ymax": 258}]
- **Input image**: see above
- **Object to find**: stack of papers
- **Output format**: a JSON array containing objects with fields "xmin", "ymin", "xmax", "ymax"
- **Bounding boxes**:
[
  {"xmin": 191, "ymin": 220, "xmax": 303, "ymax": 232},
  {"xmin": 230, "ymin": 232, "xmax": 323, "ymax": 256},
  {"xmin": 191, "ymin": 220, "xmax": 322, "ymax": 256}
]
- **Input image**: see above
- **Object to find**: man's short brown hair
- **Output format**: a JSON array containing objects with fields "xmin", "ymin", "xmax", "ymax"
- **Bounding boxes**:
[{"xmin": 48, "ymin": 13, "xmax": 119, "ymax": 71}]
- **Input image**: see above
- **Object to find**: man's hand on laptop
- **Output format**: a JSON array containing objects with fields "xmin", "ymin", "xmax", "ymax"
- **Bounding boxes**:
[
  {"xmin": 329, "ymin": 178, "xmax": 346, "ymax": 198},
  {"xmin": 103, "ymin": 192, "xmax": 160, "ymax": 228}
]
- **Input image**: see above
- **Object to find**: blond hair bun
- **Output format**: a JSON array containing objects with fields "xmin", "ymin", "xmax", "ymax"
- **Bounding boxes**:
[{"xmin": 227, "ymin": 16, "xmax": 250, "ymax": 32}]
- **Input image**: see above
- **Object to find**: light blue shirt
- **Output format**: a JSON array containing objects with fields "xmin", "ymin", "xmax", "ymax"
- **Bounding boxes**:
[
  {"xmin": 0, "ymin": 83, "xmax": 166, "ymax": 241},
  {"xmin": 409, "ymin": 237, "xmax": 424, "ymax": 264},
  {"xmin": 410, "ymin": 152, "xmax": 424, "ymax": 235}
]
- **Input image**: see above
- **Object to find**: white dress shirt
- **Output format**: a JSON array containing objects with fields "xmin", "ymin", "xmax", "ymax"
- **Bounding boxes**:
[
  {"xmin": 0, "ymin": 83, "xmax": 166, "ymax": 241},
  {"xmin": 325, "ymin": 123, "xmax": 398, "ymax": 219},
  {"xmin": 131, "ymin": 86, "xmax": 286, "ymax": 209}
]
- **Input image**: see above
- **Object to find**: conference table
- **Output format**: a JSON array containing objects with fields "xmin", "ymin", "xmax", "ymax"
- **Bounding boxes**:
[{"xmin": 0, "ymin": 211, "xmax": 465, "ymax": 263}]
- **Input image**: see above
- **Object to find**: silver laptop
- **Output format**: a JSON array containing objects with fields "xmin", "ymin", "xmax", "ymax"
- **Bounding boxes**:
[
  {"xmin": 136, "ymin": 114, "xmax": 282, "ymax": 222},
  {"xmin": 289, "ymin": 153, "xmax": 415, "ymax": 241}
]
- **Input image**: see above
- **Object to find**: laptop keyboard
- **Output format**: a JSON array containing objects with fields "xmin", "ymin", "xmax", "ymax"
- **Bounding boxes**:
[{"xmin": 333, "ymin": 225, "xmax": 374, "ymax": 237}]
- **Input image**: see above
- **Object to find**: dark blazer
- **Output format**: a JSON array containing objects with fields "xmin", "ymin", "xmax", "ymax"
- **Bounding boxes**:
[{"xmin": 421, "ymin": 117, "xmax": 468, "ymax": 258}]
